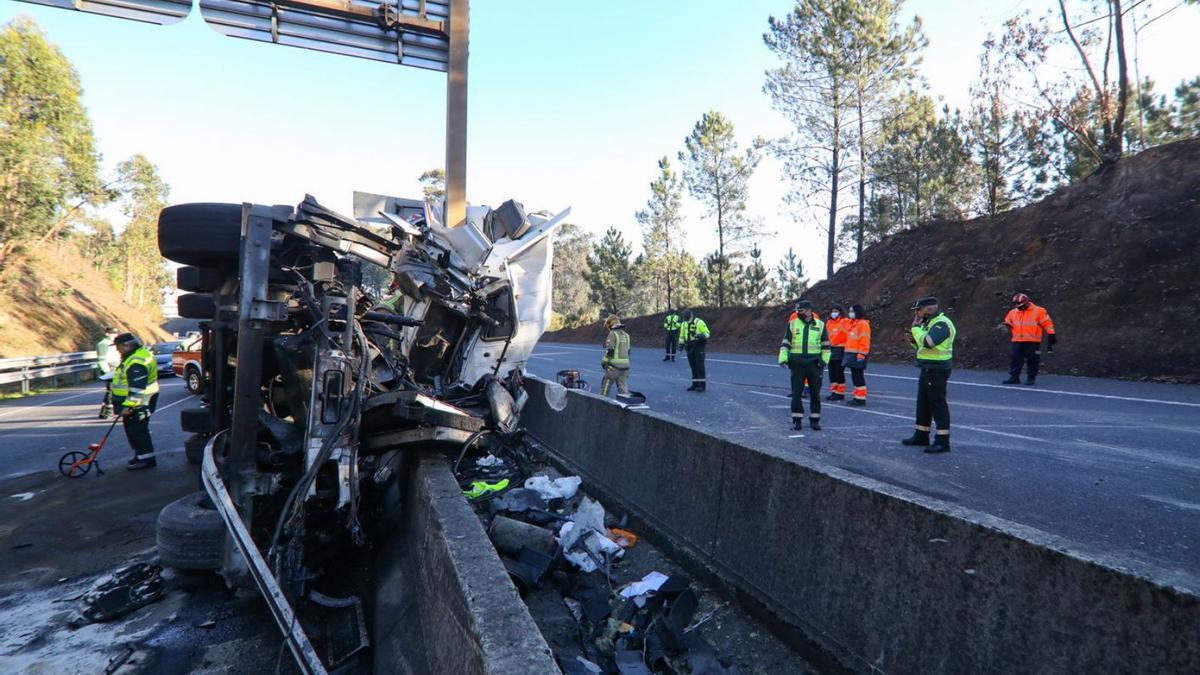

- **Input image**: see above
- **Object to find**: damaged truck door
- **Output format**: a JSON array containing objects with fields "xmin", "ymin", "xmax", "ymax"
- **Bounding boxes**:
[{"xmin": 160, "ymin": 194, "xmax": 567, "ymax": 673}]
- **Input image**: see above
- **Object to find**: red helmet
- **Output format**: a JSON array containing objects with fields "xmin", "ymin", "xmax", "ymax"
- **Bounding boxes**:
[{"xmin": 1011, "ymin": 293, "xmax": 1031, "ymax": 304}]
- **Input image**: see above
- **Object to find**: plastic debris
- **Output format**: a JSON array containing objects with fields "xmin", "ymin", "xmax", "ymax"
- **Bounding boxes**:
[
  {"xmin": 619, "ymin": 571, "xmax": 669, "ymax": 601},
  {"xmin": 77, "ymin": 563, "xmax": 164, "ymax": 624},
  {"xmin": 608, "ymin": 527, "xmax": 639, "ymax": 549},
  {"xmin": 489, "ymin": 515, "xmax": 557, "ymax": 556},
  {"xmin": 525, "ymin": 475, "xmax": 582, "ymax": 501},
  {"xmin": 462, "ymin": 478, "xmax": 510, "ymax": 500},
  {"xmin": 475, "ymin": 454, "xmax": 503, "ymax": 467}
]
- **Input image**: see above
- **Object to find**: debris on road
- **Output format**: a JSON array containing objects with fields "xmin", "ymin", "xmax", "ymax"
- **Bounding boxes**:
[{"xmin": 76, "ymin": 563, "xmax": 165, "ymax": 624}]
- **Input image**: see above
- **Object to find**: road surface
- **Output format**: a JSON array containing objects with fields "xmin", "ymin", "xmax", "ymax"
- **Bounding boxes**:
[{"xmin": 528, "ymin": 342, "xmax": 1200, "ymax": 592}]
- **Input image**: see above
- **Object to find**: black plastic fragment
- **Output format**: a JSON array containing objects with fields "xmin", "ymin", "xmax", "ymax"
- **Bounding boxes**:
[{"xmin": 615, "ymin": 649, "xmax": 654, "ymax": 675}]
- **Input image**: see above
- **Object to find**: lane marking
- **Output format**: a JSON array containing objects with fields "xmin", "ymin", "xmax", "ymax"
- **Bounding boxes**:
[
  {"xmin": 1139, "ymin": 495, "xmax": 1200, "ymax": 512},
  {"xmin": 0, "ymin": 389, "xmax": 98, "ymax": 419},
  {"xmin": 746, "ymin": 390, "xmax": 1045, "ymax": 442},
  {"xmin": 705, "ymin": 357, "xmax": 1200, "ymax": 408},
  {"xmin": 152, "ymin": 395, "xmax": 192, "ymax": 416}
]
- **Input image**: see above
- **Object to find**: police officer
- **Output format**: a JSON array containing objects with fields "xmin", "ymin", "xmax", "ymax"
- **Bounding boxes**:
[
  {"xmin": 902, "ymin": 297, "xmax": 956, "ymax": 454},
  {"xmin": 662, "ymin": 309, "xmax": 681, "ymax": 362},
  {"xmin": 678, "ymin": 309, "xmax": 710, "ymax": 392},
  {"xmin": 601, "ymin": 315, "xmax": 632, "ymax": 397},
  {"xmin": 779, "ymin": 300, "xmax": 831, "ymax": 430},
  {"xmin": 111, "ymin": 333, "xmax": 160, "ymax": 470}
]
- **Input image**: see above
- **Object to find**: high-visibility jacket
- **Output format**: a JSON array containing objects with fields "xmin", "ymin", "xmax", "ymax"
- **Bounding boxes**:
[
  {"xmin": 112, "ymin": 346, "xmax": 159, "ymax": 408},
  {"xmin": 912, "ymin": 313, "xmax": 956, "ymax": 365},
  {"xmin": 603, "ymin": 328, "xmax": 631, "ymax": 368},
  {"xmin": 826, "ymin": 317, "xmax": 852, "ymax": 348},
  {"xmin": 1004, "ymin": 304, "xmax": 1055, "ymax": 342},
  {"xmin": 779, "ymin": 317, "xmax": 831, "ymax": 364},
  {"xmin": 663, "ymin": 313, "xmax": 680, "ymax": 332},
  {"xmin": 678, "ymin": 318, "xmax": 710, "ymax": 345},
  {"xmin": 844, "ymin": 319, "xmax": 871, "ymax": 355}
]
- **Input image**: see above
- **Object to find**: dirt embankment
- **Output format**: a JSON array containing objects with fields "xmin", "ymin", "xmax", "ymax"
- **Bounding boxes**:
[
  {"xmin": 548, "ymin": 139, "xmax": 1200, "ymax": 382},
  {"xmin": 0, "ymin": 244, "xmax": 170, "ymax": 358}
]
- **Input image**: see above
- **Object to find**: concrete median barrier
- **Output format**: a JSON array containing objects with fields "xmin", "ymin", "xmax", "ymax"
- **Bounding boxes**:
[
  {"xmin": 521, "ymin": 377, "xmax": 1200, "ymax": 673},
  {"xmin": 372, "ymin": 455, "xmax": 558, "ymax": 675}
]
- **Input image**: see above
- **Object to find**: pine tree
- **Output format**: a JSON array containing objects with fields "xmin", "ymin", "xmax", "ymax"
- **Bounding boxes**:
[
  {"xmin": 584, "ymin": 227, "xmax": 636, "ymax": 316},
  {"xmin": 776, "ymin": 248, "xmax": 809, "ymax": 302},
  {"xmin": 115, "ymin": 155, "xmax": 171, "ymax": 312},
  {"xmin": 679, "ymin": 111, "xmax": 763, "ymax": 308},
  {"xmin": 636, "ymin": 157, "xmax": 686, "ymax": 311},
  {"xmin": 743, "ymin": 246, "xmax": 780, "ymax": 307},
  {"xmin": 419, "ymin": 169, "xmax": 445, "ymax": 201}
]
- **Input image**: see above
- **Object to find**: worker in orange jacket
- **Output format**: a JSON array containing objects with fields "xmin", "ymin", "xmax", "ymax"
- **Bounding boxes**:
[
  {"xmin": 999, "ymin": 293, "xmax": 1056, "ymax": 386},
  {"xmin": 824, "ymin": 304, "xmax": 850, "ymax": 400},
  {"xmin": 842, "ymin": 304, "xmax": 871, "ymax": 405}
]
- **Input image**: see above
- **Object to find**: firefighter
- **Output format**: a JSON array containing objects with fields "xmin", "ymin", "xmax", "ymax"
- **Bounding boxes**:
[
  {"xmin": 902, "ymin": 297, "xmax": 956, "ymax": 454},
  {"xmin": 662, "ymin": 309, "xmax": 681, "ymax": 362},
  {"xmin": 999, "ymin": 292, "xmax": 1056, "ymax": 385},
  {"xmin": 824, "ymin": 304, "xmax": 850, "ymax": 400},
  {"xmin": 111, "ymin": 333, "xmax": 160, "ymax": 470},
  {"xmin": 95, "ymin": 327, "xmax": 121, "ymax": 418},
  {"xmin": 600, "ymin": 315, "xmax": 631, "ymax": 397},
  {"xmin": 779, "ymin": 301, "xmax": 831, "ymax": 430},
  {"xmin": 678, "ymin": 309, "xmax": 710, "ymax": 392},
  {"xmin": 842, "ymin": 304, "xmax": 871, "ymax": 406}
]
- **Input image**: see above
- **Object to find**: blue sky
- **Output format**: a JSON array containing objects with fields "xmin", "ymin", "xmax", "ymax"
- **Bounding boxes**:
[{"xmin": 4, "ymin": 0, "xmax": 1198, "ymax": 281}]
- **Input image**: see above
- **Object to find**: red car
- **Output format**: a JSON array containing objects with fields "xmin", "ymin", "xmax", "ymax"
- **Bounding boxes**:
[{"xmin": 171, "ymin": 334, "xmax": 205, "ymax": 394}]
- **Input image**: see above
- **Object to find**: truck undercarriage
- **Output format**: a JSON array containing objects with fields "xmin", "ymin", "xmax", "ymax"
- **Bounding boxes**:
[{"xmin": 159, "ymin": 194, "xmax": 567, "ymax": 673}]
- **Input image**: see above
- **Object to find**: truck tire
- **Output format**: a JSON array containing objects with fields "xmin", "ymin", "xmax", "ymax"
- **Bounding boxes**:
[
  {"xmin": 158, "ymin": 203, "xmax": 243, "ymax": 267},
  {"xmin": 156, "ymin": 491, "xmax": 224, "ymax": 571},
  {"xmin": 184, "ymin": 433, "xmax": 208, "ymax": 465},
  {"xmin": 177, "ymin": 293, "xmax": 215, "ymax": 320},
  {"xmin": 176, "ymin": 265, "xmax": 224, "ymax": 293},
  {"xmin": 184, "ymin": 365, "xmax": 205, "ymax": 395}
]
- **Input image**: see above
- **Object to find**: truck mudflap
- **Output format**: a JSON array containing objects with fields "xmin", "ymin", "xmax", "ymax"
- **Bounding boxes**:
[{"xmin": 201, "ymin": 433, "xmax": 328, "ymax": 675}]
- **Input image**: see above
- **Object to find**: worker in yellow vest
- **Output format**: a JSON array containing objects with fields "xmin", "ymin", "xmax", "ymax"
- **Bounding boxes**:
[
  {"xmin": 600, "ymin": 315, "xmax": 632, "ymax": 397},
  {"xmin": 111, "ymin": 333, "xmax": 160, "ymax": 470},
  {"xmin": 902, "ymin": 297, "xmax": 956, "ymax": 454}
]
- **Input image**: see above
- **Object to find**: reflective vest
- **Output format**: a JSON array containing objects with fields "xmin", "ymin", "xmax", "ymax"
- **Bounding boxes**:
[
  {"xmin": 112, "ymin": 346, "xmax": 159, "ymax": 408},
  {"xmin": 663, "ymin": 313, "xmax": 680, "ymax": 332},
  {"xmin": 1004, "ymin": 304, "xmax": 1054, "ymax": 342},
  {"xmin": 95, "ymin": 337, "xmax": 118, "ymax": 374},
  {"xmin": 844, "ymin": 319, "xmax": 871, "ymax": 355},
  {"xmin": 912, "ymin": 313, "xmax": 956, "ymax": 362},
  {"xmin": 779, "ymin": 317, "xmax": 831, "ymax": 364},
  {"xmin": 603, "ymin": 329, "xmax": 631, "ymax": 368},
  {"xmin": 826, "ymin": 316, "xmax": 851, "ymax": 348},
  {"xmin": 678, "ymin": 318, "xmax": 710, "ymax": 344}
]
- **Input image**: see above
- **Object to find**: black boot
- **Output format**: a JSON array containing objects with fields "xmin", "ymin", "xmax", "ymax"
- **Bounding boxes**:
[
  {"xmin": 1023, "ymin": 378, "xmax": 1036, "ymax": 386},
  {"xmin": 1001, "ymin": 377, "xmax": 1020, "ymax": 384},
  {"xmin": 792, "ymin": 418, "xmax": 804, "ymax": 431},
  {"xmin": 847, "ymin": 398, "xmax": 866, "ymax": 407},
  {"xmin": 825, "ymin": 393, "xmax": 844, "ymax": 401},
  {"xmin": 901, "ymin": 430, "xmax": 930, "ymax": 446},
  {"xmin": 662, "ymin": 355, "xmax": 670, "ymax": 361},
  {"xmin": 809, "ymin": 417, "xmax": 821, "ymax": 431},
  {"xmin": 697, "ymin": 382, "xmax": 706, "ymax": 392},
  {"xmin": 127, "ymin": 457, "xmax": 157, "ymax": 470},
  {"xmin": 924, "ymin": 435, "xmax": 951, "ymax": 453}
]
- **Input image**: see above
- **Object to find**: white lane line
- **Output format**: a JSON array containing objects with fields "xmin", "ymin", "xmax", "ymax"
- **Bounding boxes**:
[
  {"xmin": 746, "ymin": 390, "xmax": 1045, "ymax": 442},
  {"xmin": 711, "ymin": 357, "xmax": 1200, "ymax": 408},
  {"xmin": 529, "ymin": 351, "xmax": 574, "ymax": 357},
  {"xmin": 1139, "ymin": 495, "xmax": 1200, "ymax": 512},
  {"xmin": 152, "ymin": 395, "xmax": 193, "ymax": 416},
  {"xmin": 0, "ymin": 389, "xmax": 99, "ymax": 420}
]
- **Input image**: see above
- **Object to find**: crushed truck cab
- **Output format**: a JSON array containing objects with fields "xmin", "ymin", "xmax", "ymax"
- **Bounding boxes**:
[{"xmin": 159, "ymin": 193, "xmax": 567, "ymax": 673}]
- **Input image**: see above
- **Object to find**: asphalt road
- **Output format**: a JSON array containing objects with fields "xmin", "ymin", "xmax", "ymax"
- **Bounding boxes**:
[
  {"xmin": 0, "ymin": 378, "xmax": 284, "ymax": 674},
  {"xmin": 527, "ymin": 342, "xmax": 1200, "ymax": 592}
]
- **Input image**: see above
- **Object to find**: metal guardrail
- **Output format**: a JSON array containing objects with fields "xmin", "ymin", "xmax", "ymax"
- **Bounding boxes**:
[{"xmin": 0, "ymin": 351, "xmax": 99, "ymax": 392}]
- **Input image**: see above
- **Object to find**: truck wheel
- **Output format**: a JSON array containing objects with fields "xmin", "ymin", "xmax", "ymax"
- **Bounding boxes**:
[
  {"xmin": 184, "ymin": 366, "xmax": 204, "ymax": 395},
  {"xmin": 177, "ymin": 293, "xmax": 216, "ymax": 320},
  {"xmin": 184, "ymin": 433, "xmax": 208, "ymax": 465},
  {"xmin": 156, "ymin": 491, "xmax": 224, "ymax": 571},
  {"xmin": 158, "ymin": 203, "xmax": 243, "ymax": 267}
]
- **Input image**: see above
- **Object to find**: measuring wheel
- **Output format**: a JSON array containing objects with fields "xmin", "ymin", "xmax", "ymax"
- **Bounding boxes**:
[{"xmin": 59, "ymin": 451, "xmax": 93, "ymax": 478}]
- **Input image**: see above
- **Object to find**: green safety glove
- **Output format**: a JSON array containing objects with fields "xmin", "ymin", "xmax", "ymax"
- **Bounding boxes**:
[{"xmin": 463, "ymin": 479, "xmax": 510, "ymax": 500}]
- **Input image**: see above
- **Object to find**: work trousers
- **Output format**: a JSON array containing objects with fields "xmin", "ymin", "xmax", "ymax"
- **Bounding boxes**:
[
  {"xmin": 1009, "ymin": 342, "xmax": 1041, "ymax": 380},
  {"xmin": 686, "ymin": 343, "xmax": 706, "ymax": 387},
  {"xmin": 827, "ymin": 348, "xmax": 845, "ymax": 394},
  {"xmin": 849, "ymin": 366, "xmax": 867, "ymax": 400},
  {"xmin": 121, "ymin": 394, "xmax": 159, "ymax": 460},
  {"xmin": 789, "ymin": 358, "xmax": 823, "ymax": 420},
  {"xmin": 914, "ymin": 368, "xmax": 951, "ymax": 434},
  {"xmin": 665, "ymin": 330, "xmax": 678, "ymax": 358},
  {"xmin": 600, "ymin": 366, "xmax": 630, "ymax": 397}
]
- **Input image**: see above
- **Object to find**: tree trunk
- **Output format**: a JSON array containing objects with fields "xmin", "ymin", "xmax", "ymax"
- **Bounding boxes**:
[
  {"xmin": 856, "ymin": 91, "xmax": 866, "ymax": 261},
  {"xmin": 1108, "ymin": 0, "xmax": 1129, "ymax": 162},
  {"xmin": 716, "ymin": 194, "xmax": 725, "ymax": 308},
  {"xmin": 827, "ymin": 104, "xmax": 841, "ymax": 280}
]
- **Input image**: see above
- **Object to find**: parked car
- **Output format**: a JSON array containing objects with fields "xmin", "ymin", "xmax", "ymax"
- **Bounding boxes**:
[
  {"xmin": 171, "ymin": 334, "xmax": 204, "ymax": 394},
  {"xmin": 150, "ymin": 341, "xmax": 180, "ymax": 376}
]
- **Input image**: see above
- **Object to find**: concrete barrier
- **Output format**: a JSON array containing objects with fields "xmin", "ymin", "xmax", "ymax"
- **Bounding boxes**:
[
  {"xmin": 373, "ymin": 454, "xmax": 559, "ymax": 675},
  {"xmin": 522, "ymin": 377, "xmax": 1200, "ymax": 674}
]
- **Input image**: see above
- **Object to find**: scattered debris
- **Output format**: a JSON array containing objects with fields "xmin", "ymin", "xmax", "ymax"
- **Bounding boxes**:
[
  {"xmin": 608, "ymin": 528, "xmax": 639, "ymax": 549},
  {"xmin": 76, "ymin": 563, "xmax": 165, "ymax": 624},
  {"xmin": 9, "ymin": 492, "xmax": 35, "ymax": 501},
  {"xmin": 476, "ymin": 454, "xmax": 503, "ymax": 468},
  {"xmin": 525, "ymin": 475, "xmax": 582, "ymax": 501},
  {"xmin": 198, "ymin": 619, "xmax": 217, "ymax": 628},
  {"xmin": 463, "ymin": 479, "xmax": 510, "ymax": 500}
]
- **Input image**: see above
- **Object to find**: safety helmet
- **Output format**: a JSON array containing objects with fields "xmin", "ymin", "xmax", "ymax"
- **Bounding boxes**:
[
  {"xmin": 604, "ymin": 315, "xmax": 621, "ymax": 329},
  {"xmin": 794, "ymin": 300, "xmax": 813, "ymax": 312},
  {"xmin": 1012, "ymin": 293, "xmax": 1031, "ymax": 305},
  {"xmin": 114, "ymin": 333, "xmax": 141, "ymax": 348},
  {"xmin": 680, "ymin": 309, "xmax": 694, "ymax": 321}
]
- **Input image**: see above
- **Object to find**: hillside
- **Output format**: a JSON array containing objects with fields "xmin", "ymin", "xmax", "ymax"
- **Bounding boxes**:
[
  {"xmin": 547, "ymin": 139, "xmax": 1200, "ymax": 382},
  {"xmin": 0, "ymin": 244, "xmax": 170, "ymax": 358}
]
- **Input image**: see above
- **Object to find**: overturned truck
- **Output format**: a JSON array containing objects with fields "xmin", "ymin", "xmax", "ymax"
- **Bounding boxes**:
[{"xmin": 159, "ymin": 194, "xmax": 568, "ymax": 673}]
